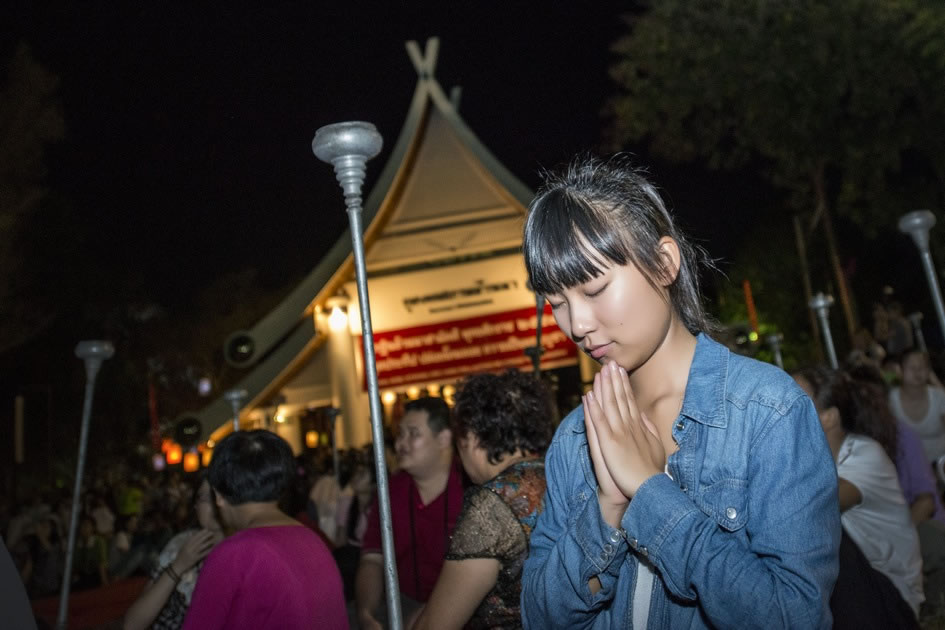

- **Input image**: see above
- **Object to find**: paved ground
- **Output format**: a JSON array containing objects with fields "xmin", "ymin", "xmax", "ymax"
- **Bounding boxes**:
[{"xmin": 31, "ymin": 576, "xmax": 148, "ymax": 630}]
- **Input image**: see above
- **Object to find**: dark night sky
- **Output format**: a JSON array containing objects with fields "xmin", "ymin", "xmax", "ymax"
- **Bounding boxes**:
[
  {"xmin": 6, "ymin": 2, "xmax": 665, "ymax": 308},
  {"xmin": 3, "ymin": 3, "xmax": 940, "ymax": 474},
  {"xmin": 4, "ymin": 2, "xmax": 930, "ymax": 337}
]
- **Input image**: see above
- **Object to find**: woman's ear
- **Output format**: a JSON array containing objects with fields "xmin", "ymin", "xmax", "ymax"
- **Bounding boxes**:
[{"xmin": 657, "ymin": 236, "xmax": 681, "ymax": 286}]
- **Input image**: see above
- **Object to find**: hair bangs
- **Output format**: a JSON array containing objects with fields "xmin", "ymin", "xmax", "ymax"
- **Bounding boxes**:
[{"xmin": 524, "ymin": 190, "xmax": 631, "ymax": 295}]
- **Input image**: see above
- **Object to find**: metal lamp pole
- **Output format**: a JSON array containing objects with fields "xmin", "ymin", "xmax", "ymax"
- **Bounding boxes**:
[
  {"xmin": 524, "ymin": 289, "xmax": 545, "ymax": 375},
  {"xmin": 766, "ymin": 333, "xmax": 784, "ymax": 370},
  {"xmin": 809, "ymin": 293, "xmax": 838, "ymax": 369},
  {"xmin": 899, "ymin": 210, "xmax": 945, "ymax": 345},
  {"xmin": 223, "ymin": 388, "xmax": 248, "ymax": 431},
  {"xmin": 313, "ymin": 121, "xmax": 403, "ymax": 629},
  {"xmin": 57, "ymin": 340, "xmax": 114, "ymax": 630}
]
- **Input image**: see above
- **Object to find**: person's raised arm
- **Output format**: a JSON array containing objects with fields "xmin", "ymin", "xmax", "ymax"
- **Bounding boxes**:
[
  {"xmin": 123, "ymin": 530, "xmax": 216, "ymax": 630},
  {"xmin": 355, "ymin": 553, "xmax": 385, "ymax": 630}
]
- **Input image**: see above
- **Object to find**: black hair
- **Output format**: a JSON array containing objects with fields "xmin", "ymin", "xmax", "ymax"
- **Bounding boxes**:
[
  {"xmin": 522, "ymin": 154, "xmax": 715, "ymax": 334},
  {"xmin": 795, "ymin": 366, "xmax": 898, "ymax": 460},
  {"xmin": 403, "ymin": 396, "xmax": 451, "ymax": 434},
  {"xmin": 208, "ymin": 430, "xmax": 295, "ymax": 505},
  {"xmin": 452, "ymin": 370, "xmax": 555, "ymax": 465}
]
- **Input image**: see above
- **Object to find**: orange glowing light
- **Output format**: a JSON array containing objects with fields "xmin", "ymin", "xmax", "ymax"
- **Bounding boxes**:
[
  {"xmin": 166, "ymin": 443, "xmax": 183, "ymax": 465},
  {"xmin": 183, "ymin": 451, "xmax": 200, "ymax": 472},
  {"xmin": 305, "ymin": 430, "xmax": 319, "ymax": 448},
  {"xmin": 202, "ymin": 449, "xmax": 213, "ymax": 467}
]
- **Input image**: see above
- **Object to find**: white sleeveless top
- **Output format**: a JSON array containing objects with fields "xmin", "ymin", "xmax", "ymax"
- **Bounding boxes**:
[{"xmin": 889, "ymin": 386, "xmax": 945, "ymax": 462}]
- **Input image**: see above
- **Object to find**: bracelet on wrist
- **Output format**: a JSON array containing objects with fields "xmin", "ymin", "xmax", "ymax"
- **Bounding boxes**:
[{"xmin": 164, "ymin": 564, "xmax": 182, "ymax": 584}]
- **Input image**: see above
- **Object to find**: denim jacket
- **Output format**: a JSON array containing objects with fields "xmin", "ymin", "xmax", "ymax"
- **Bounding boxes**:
[{"xmin": 521, "ymin": 333, "xmax": 840, "ymax": 629}]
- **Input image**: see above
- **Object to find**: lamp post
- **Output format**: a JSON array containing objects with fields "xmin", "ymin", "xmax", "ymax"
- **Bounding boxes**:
[
  {"xmin": 524, "ymin": 288, "xmax": 545, "ymax": 375},
  {"xmin": 766, "ymin": 333, "xmax": 784, "ymax": 370},
  {"xmin": 809, "ymin": 293, "xmax": 838, "ymax": 369},
  {"xmin": 899, "ymin": 210, "xmax": 945, "ymax": 345},
  {"xmin": 223, "ymin": 388, "xmax": 248, "ymax": 431},
  {"xmin": 57, "ymin": 340, "xmax": 114, "ymax": 630},
  {"xmin": 313, "ymin": 121, "xmax": 403, "ymax": 629}
]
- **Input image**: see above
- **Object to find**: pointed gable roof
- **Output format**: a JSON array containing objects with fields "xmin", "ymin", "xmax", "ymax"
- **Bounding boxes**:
[{"xmin": 189, "ymin": 38, "xmax": 534, "ymax": 441}]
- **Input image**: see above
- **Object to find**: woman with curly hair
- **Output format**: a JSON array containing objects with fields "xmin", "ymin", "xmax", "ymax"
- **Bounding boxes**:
[{"xmin": 410, "ymin": 370, "xmax": 554, "ymax": 630}]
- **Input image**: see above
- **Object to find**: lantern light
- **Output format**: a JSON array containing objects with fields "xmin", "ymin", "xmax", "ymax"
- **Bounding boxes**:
[
  {"xmin": 166, "ymin": 443, "xmax": 183, "ymax": 465},
  {"xmin": 183, "ymin": 451, "xmax": 200, "ymax": 473}
]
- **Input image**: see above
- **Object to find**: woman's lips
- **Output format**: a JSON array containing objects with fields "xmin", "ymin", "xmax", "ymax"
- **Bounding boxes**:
[{"xmin": 585, "ymin": 343, "xmax": 611, "ymax": 360}]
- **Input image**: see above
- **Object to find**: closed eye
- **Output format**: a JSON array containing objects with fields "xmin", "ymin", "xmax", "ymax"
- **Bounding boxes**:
[{"xmin": 585, "ymin": 284, "xmax": 607, "ymax": 298}]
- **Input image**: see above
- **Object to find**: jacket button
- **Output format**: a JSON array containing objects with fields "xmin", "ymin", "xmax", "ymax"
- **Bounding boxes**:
[
  {"xmin": 726, "ymin": 507, "xmax": 737, "ymax": 520},
  {"xmin": 675, "ymin": 421, "xmax": 685, "ymax": 431},
  {"xmin": 603, "ymin": 543, "xmax": 613, "ymax": 554},
  {"xmin": 609, "ymin": 530, "xmax": 623, "ymax": 544}
]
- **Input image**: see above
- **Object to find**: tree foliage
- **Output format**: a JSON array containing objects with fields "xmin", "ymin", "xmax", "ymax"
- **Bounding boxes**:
[
  {"xmin": 608, "ymin": 0, "xmax": 945, "ymax": 232},
  {"xmin": 0, "ymin": 42, "xmax": 64, "ymax": 353}
]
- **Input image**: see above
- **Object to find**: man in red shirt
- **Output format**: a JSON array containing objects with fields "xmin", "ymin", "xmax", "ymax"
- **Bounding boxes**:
[{"xmin": 356, "ymin": 397, "xmax": 464, "ymax": 629}]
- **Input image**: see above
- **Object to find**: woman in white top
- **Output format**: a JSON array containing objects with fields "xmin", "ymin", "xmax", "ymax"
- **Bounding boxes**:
[
  {"xmin": 889, "ymin": 349, "xmax": 945, "ymax": 462},
  {"xmin": 796, "ymin": 366, "xmax": 924, "ymax": 620}
]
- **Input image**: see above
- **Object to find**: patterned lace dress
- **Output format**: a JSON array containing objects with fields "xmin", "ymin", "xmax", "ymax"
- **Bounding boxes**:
[
  {"xmin": 445, "ymin": 458, "xmax": 546, "ymax": 630},
  {"xmin": 148, "ymin": 529, "xmax": 204, "ymax": 629}
]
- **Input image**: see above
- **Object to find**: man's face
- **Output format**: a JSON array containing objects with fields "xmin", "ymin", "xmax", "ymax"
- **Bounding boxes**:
[{"xmin": 395, "ymin": 410, "xmax": 447, "ymax": 476}]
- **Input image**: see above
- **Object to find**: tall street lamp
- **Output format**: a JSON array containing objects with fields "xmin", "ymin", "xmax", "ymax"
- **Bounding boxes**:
[
  {"xmin": 223, "ymin": 388, "xmax": 248, "ymax": 431},
  {"xmin": 899, "ymin": 210, "xmax": 945, "ymax": 346},
  {"xmin": 809, "ymin": 293, "xmax": 839, "ymax": 369},
  {"xmin": 313, "ymin": 121, "xmax": 403, "ymax": 629},
  {"xmin": 766, "ymin": 333, "xmax": 784, "ymax": 370},
  {"xmin": 58, "ymin": 340, "xmax": 114, "ymax": 630}
]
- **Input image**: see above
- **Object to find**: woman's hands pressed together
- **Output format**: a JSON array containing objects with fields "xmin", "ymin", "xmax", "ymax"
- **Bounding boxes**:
[{"xmin": 583, "ymin": 361, "xmax": 666, "ymax": 528}]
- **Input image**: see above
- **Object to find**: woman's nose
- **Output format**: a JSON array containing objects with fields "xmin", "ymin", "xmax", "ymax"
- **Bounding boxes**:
[{"xmin": 569, "ymin": 300, "xmax": 596, "ymax": 339}]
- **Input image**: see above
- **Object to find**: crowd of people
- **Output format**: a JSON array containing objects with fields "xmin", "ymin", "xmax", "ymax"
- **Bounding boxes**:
[{"xmin": 5, "ymin": 155, "xmax": 945, "ymax": 628}]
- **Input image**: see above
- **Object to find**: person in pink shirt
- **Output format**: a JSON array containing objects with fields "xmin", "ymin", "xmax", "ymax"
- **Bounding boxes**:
[{"xmin": 182, "ymin": 430, "xmax": 347, "ymax": 630}]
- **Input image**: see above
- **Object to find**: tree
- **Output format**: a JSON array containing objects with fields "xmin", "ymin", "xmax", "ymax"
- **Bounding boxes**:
[
  {"xmin": 608, "ymin": 0, "xmax": 945, "ymax": 346},
  {"xmin": 0, "ymin": 42, "xmax": 65, "ymax": 353}
]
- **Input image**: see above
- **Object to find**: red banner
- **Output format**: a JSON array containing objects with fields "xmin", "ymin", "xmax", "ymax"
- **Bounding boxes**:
[{"xmin": 359, "ymin": 305, "xmax": 577, "ymax": 389}]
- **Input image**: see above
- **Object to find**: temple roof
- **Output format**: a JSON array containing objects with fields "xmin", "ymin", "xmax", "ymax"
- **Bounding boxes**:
[{"xmin": 187, "ymin": 38, "xmax": 534, "ymax": 441}]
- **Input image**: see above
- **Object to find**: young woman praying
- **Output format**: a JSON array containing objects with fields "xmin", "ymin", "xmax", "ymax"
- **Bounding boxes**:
[{"xmin": 519, "ymin": 156, "xmax": 840, "ymax": 629}]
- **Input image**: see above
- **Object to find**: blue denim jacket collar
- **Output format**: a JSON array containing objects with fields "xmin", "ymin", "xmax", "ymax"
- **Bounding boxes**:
[
  {"xmin": 570, "ymin": 332, "xmax": 728, "ymax": 435},
  {"xmin": 679, "ymin": 333, "xmax": 728, "ymax": 428}
]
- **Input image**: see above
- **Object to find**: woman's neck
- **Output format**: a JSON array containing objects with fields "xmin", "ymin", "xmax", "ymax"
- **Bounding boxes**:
[
  {"xmin": 901, "ymin": 383, "xmax": 926, "ymax": 398},
  {"xmin": 628, "ymin": 324, "xmax": 698, "ymax": 418}
]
